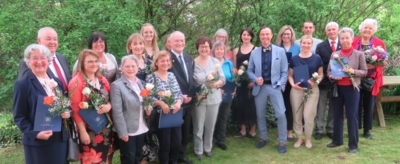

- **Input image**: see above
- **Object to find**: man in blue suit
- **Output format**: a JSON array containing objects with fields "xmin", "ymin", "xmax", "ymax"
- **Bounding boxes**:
[{"xmin": 247, "ymin": 26, "xmax": 288, "ymax": 153}]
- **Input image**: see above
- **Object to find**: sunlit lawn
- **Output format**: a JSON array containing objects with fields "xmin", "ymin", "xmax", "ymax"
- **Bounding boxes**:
[{"xmin": 1, "ymin": 114, "xmax": 400, "ymax": 164}]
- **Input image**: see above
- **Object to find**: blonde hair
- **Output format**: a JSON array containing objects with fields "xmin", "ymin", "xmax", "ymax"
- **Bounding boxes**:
[
  {"xmin": 151, "ymin": 50, "xmax": 172, "ymax": 71},
  {"xmin": 163, "ymin": 34, "xmax": 171, "ymax": 51},
  {"xmin": 300, "ymin": 35, "xmax": 314, "ymax": 44},
  {"xmin": 73, "ymin": 49, "xmax": 101, "ymax": 77},
  {"xmin": 275, "ymin": 25, "xmax": 296, "ymax": 46},
  {"xmin": 212, "ymin": 28, "xmax": 230, "ymax": 50},
  {"xmin": 126, "ymin": 33, "xmax": 145, "ymax": 56},
  {"xmin": 140, "ymin": 23, "xmax": 159, "ymax": 55}
]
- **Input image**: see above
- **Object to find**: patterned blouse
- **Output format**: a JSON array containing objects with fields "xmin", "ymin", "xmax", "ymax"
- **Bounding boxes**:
[
  {"xmin": 136, "ymin": 56, "xmax": 153, "ymax": 83},
  {"xmin": 145, "ymin": 72, "xmax": 183, "ymax": 105}
]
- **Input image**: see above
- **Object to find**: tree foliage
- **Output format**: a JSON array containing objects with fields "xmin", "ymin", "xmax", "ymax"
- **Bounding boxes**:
[{"xmin": 0, "ymin": 0, "xmax": 399, "ymax": 112}]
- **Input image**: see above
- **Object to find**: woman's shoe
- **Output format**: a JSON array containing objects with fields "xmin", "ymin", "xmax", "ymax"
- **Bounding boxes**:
[
  {"xmin": 205, "ymin": 151, "xmax": 214, "ymax": 157},
  {"xmin": 305, "ymin": 143, "xmax": 312, "ymax": 148},
  {"xmin": 195, "ymin": 154, "xmax": 204, "ymax": 161},
  {"xmin": 294, "ymin": 140, "xmax": 302, "ymax": 148},
  {"xmin": 245, "ymin": 132, "xmax": 256, "ymax": 139},
  {"xmin": 234, "ymin": 131, "xmax": 246, "ymax": 137},
  {"xmin": 287, "ymin": 137, "xmax": 294, "ymax": 141}
]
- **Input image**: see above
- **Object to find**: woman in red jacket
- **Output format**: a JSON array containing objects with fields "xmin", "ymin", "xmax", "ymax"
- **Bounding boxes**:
[
  {"xmin": 352, "ymin": 18, "xmax": 386, "ymax": 140},
  {"xmin": 69, "ymin": 49, "xmax": 113, "ymax": 164}
]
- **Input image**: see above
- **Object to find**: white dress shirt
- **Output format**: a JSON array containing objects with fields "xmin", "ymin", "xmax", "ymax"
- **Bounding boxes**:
[
  {"xmin": 171, "ymin": 49, "xmax": 189, "ymax": 82},
  {"xmin": 49, "ymin": 53, "xmax": 68, "ymax": 85},
  {"xmin": 328, "ymin": 37, "xmax": 339, "ymax": 50},
  {"xmin": 127, "ymin": 78, "xmax": 149, "ymax": 136}
]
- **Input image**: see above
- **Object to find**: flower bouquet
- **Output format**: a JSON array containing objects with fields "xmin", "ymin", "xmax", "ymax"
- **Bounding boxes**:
[
  {"xmin": 158, "ymin": 90, "xmax": 175, "ymax": 109},
  {"xmin": 140, "ymin": 83, "xmax": 155, "ymax": 125},
  {"xmin": 231, "ymin": 67, "xmax": 245, "ymax": 86},
  {"xmin": 194, "ymin": 64, "xmax": 220, "ymax": 106},
  {"xmin": 79, "ymin": 77, "xmax": 113, "ymax": 126},
  {"xmin": 101, "ymin": 64, "xmax": 108, "ymax": 77},
  {"xmin": 363, "ymin": 46, "xmax": 389, "ymax": 66},
  {"xmin": 296, "ymin": 72, "xmax": 321, "ymax": 113},
  {"xmin": 333, "ymin": 54, "xmax": 360, "ymax": 91},
  {"xmin": 239, "ymin": 60, "xmax": 251, "ymax": 83},
  {"xmin": 43, "ymin": 79, "xmax": 72, "ymax": 130}
]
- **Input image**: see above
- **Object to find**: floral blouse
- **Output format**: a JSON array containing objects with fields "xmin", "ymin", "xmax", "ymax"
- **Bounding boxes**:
[
  {"xmin": 145, "ymin": 72, "xmax": 183, "ymax": 106},
  {"xmin": 136, "ymin": 56, "xmax": 153, "ymax": 83}
]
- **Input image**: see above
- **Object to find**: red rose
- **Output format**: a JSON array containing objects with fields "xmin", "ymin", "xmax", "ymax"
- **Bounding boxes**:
[
  {"xmin": 43, "ymin": 96, "xmax": 54, "ymax": 105},
  {"xmin": 93, "ymin": 135, "xmax": 104, "ymax": 143},
  {"xmin": 140, "ymin": 89, "xmax": 151, "ymax": 96},
  {"xmin": 231, "ymin": 68, "xmax": 238, "ymax": 73}
]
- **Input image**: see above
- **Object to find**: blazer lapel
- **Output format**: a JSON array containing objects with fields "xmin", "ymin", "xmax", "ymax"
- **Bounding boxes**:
[
  {"xmin": 323, "ymin": 40, "xmax": 333, "ymax": 54},
  {"xmin": 29, "ymin": 71, "xmax": 47, "ymax": 96},
  {"xmin": 46, "ymin": 68, "xmax": 55, "ymax": 77},
  {"xmin": 121, "ymin": 75, "xmax": 137, "ymax": 96},
  {"xmin": 56, "ymin": 53, "xmax": 71, "ymax": 80},
  {"xmin": 170, "ymin": 52, "xmax": 187, "ymax": 80},
  {"xmin": 255, "ymin": 48, "xmax": 262, "ymax": 74},
  {"xmin": 337, "ymin": 41, "xmax": 342, "ymax": 50}
]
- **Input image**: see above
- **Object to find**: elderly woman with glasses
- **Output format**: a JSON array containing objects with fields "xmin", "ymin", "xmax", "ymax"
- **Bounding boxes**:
[
  {"xmin": 327, "ymin": 27, "xmax": 367, "ymax": 153},
  {"xmin": 275, "ymin": 25, "xmax": 301, "ymax": 141},
  {"xmin": 209, "ymin": 28, "xmax": 232, "ymax": 61},
  {"xmin": 13, "ymin": 44, "xmax": 71, "ymax": 164},
  {"xmin": 352, "ymin": 18, "xmax": 386, "ymax": 140},
  {"xmin": 111, "ymin": 55, "xmax": 151, "ymax": 164},
  {"xmin": 193, "ymin": 37, "xmax": 225, "ymax": 160}
]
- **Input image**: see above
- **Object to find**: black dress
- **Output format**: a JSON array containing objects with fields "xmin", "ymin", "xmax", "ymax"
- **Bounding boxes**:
[{"xmin": 232, "ymin": 46, "xmax": 257, "ymax": 126}]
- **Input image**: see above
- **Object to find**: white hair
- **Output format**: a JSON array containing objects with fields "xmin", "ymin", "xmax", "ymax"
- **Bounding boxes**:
[
  {"xmin": 24, "ymin": 44, "xmax": 53, "ymax": 69},
  {"xmin": 325, "ymin": 22, "xmax": 340, "ymax": 31},
  {"xmin": 170, "ymin": 31, "xmax": 185, "ymax": 41},
  {"xmin": 211, "ymin": 41, "xmax": 227, "ymax": 57},
  {"xmin": 359, "ymin": 18, "xmax": 378, "ymax": 32},
  {"xmin": 121, "ymin": 55, "xmax": 139, "ymax": 67},
  {"xmin": 339, "ymin": 27, "xmax": 354, "ymax": 39},
  {"xmin": 37, "ymin": 27, "xmax": 57, "ymax": 39}
]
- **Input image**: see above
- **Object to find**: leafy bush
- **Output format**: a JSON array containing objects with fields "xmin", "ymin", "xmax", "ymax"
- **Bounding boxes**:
[{"xmin": 0, "ymin": 115, "xmax": 22, "ymax": 148}]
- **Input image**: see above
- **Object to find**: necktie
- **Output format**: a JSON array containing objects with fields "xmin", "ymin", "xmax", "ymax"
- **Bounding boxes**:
[
  {"xmin": 331, "ymin": 41, "xmax": 336, "ymax": 52},
  {"xmin": 52, "ymin": 57, "xmax": 67, "ymax": 90},
  {"xmin": 178, "ymin": 55, "xmax": 188, "ymax": 81}
]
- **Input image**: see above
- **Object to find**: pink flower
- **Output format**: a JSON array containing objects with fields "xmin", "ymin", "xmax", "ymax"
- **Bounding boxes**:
[
  {"xmin": 207, "ymin": 74, "xmax": 214, "ymax": 81},
  {"xmin": 243, "ymin": 60, "xmax": 248, "ymax": 65},
  {"xmin": 165, "ymin": 90, "xmax": 172, "ymax": 97},
  {"xmin": 371, "ymin": 55, "xmax": 378, "ymax": 61},
  {"xmin": 48, "ymin": 79, "xmax": 58, "ymax": 88},
  {"xmin": 238, "ymin": 69, "xmax": 244, "ymax": 76},
  {"xmin": 365, "ymin": 50, "xmax": 371, "ymax": 54},
  {"xmin": 312, "ymin": 72, "xmax": 319, "ymax": 78},
  {"xmin": 102, "ymin": 64, "xmax": 108, "ymax": 70}
]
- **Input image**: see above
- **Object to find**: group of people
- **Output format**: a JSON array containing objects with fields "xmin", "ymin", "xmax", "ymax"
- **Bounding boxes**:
[{"xmin": 13, "ymin": 17, "xmax": 385, "ymax": 164}]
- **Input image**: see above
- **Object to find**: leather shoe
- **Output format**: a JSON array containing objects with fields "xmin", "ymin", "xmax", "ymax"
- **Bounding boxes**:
[
  {"xmin": 255, "ymin": 139, "xmax": 267, "ymax": 149},
  {"xmin": 195, "ymin": 154, "xmax": 203, "ymax": 161},
  {"xmin": 364, "ymin": 131, "xmax": 372, "ymax": 140},
  {"xmin": 348, "ymin": 149, "xmax": 357, "ymax": 153},
  {"xmin": 327, "ymin": 133, "xmax": 333, "ymax": 139},
  {"xmin": 216, "ymin": 142, "xmax": 227, "ymax": 150},
  {"xmin": 204, "ymin": 151, "xmax": 213, "ymax": 157},
  {"xmin": 178, "ymin": 156, "xmax": 194, "ymax": 163},
  {"xmin": 314, "ymin": 133, "xmax": 322, "ymax": 140},
  {"xmin": 287, "ymin": 137, "xmax": 294, "ymax": 141},
  {"xmin": 326, "ymin": 143, "xmax": 343, "ymax": 148}
]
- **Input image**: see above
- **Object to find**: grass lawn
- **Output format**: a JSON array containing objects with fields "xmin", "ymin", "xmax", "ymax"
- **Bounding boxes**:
[{"xmin": 1, "ymin": 114, "xmax": 400, "ymax": 164}]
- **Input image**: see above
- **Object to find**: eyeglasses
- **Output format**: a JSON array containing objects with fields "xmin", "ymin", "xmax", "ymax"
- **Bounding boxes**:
[
  {"xmin": 199, "ymin": 46, "xmax": 210, "ymax": 49},
  {"xmin": 30, "ymin": 57, "xmax": 48, "ymax": 62},
  {"xmin": 85, "ymin": 60, "xmax": 100, "ymax": 64},
  {"xmin": 216, "ymin": 35, "xmax": 226, "ymax": 39},
  {"xmin": 282, "ymin": 33, "xmax": 291, "ymax": 36},
  {"xmin": 93, "ymin": 40, "xmax": 105, "ymax": 44}
]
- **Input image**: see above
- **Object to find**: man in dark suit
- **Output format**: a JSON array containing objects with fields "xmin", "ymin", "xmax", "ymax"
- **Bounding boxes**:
[
  {"xmin": 168, "ymin": 31, "xmax": 196, "ymax": 164},
  {"xmin": 314, "ymin": 22, "xmax": 341, "ymax": 140},
  {"xmin": 18, "ymin": 27, "xmax": 71, "ymax": 90}
]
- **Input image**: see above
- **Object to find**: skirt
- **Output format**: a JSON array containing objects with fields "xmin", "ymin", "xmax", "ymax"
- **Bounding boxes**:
[{"xmin": 79, "ymin": 124, "xmax": 113, "ymax": 164}]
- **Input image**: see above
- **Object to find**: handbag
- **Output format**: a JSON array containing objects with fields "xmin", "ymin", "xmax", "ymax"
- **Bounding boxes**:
[
  {"xmin": 360, "ymin": 77, "xmax": 375, "ymax": 92},
  {"xmin": 327, "ymin": 82, "xmax": 338, "ymax": 98},
  {"xmin": 66, "ymin": 135, "xmax": 80, "ymax": 161}
]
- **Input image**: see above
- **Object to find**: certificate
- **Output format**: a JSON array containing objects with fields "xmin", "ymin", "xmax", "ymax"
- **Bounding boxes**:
[
  {"xmin": 78, "ymin": 108, "xmax": 109, "ymax": 134},
  {"xmin": 220, "ymin": 81, "xmax": 237, "ymax": 104},
  {"xmin": 33, "ymin": 95, "xmax": 62, "ymax": 132},
  {"xmin": 293, "ymin": 64, "xmax": 311, "ymax": 88},
  {"xmin": 330, "ymin": 56, "xmax": 349, "ymax": 78}
]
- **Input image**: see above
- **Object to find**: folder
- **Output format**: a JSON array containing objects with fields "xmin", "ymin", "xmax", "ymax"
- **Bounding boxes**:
[
  {"xmin": 78, "ymin": 108, "xmax": 109, "ymax": 134},
  {"xmin": 159, "ymin": 108, "xmax": 183, "ymax": 129},
  {"xmin": 221, "ymin": 81, "xmax": 237, "ymax": 104},
  {"xmin": 34, "ymin": 95, "xmax": 62, "ymax": 132},
  {"xmin": 293, "ymin": 65, "xmax": 310, "ymax": 88},
  {"xmin": 330, "ymin": 56, "xmax": 349, "ymax": 78}
]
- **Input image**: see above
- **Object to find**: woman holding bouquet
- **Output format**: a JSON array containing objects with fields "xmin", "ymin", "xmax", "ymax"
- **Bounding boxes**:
[
  {"xmin": 192, "ymin": 37, "xmax": 225, "ymax": 160},
  {"xmin": 327, "ymin": 27, "xmax": 367, "ymax": 153},
  {"xmin": 111, "ymin": 55, "xmax": 151, "ymax": 164},
  {"xmin": 352, "ymin": 18, "xmax": 386, "ymax": 140},
  {"xmin": 288, "ymin": 35, "xmax": 323, "ymax": 148},
  {"xmin": 213, "ymin": 41, "xmax": 235, "ymax": 150},
  {"xmin": 13, "ymin": 44, "xmax": 71, "ymax": 164},
  {"xmin": 231, "ymin": 28, "xmax": 257, "ymax": 139},
  {"xmin": 69, "ymin": 49, "xmax": 113, "ymax": 164},
  {"xmin": 145, "ymin": 50, "xmax": 183, "ymax": 164}
]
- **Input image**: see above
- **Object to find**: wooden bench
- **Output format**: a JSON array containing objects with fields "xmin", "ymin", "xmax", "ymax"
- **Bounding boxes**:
[{"xmin": 375, "ymin": 76, "xmax": 400, "ymax": 127}]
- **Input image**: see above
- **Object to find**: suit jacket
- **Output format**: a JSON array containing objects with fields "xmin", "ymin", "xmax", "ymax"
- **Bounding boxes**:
[
  {"xmin": 110, "ymin": 74, "xmax": 147, "ymax": 138},
  {"xmin": 13, "ymin": 71, "xmax": 67, "ymax": 146},
  {"xmin": 168, "ymin": 51, "xmax": 196, "ymax": 107},
  {"xmin": 18, "ymin": 52, "xmax": 72, "ymax": 83},
  {"xmin": 315, "ymin": 39, "xmax": 342, "ymax": 90},
  {"xmin": 247, "ymin": 44, "xmax": 288, "ymax": 96}
]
